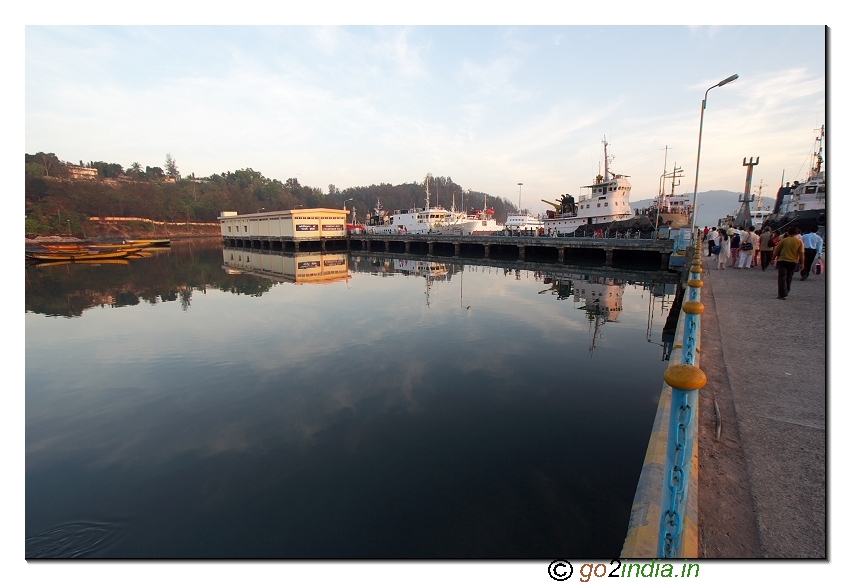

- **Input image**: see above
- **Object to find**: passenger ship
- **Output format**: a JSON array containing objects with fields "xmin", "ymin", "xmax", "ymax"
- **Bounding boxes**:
[{"xmin": 541, "ymin": 139, "xmax": 633, "ymax": 235}]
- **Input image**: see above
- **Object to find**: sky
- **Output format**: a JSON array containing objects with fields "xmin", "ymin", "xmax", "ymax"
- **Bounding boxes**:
[{"xmin": 23, "ymin": 23, "xmax": 827, "ymax": 217}]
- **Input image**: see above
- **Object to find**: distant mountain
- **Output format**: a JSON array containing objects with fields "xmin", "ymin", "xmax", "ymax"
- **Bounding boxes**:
[{"xmin": 630, "ymin": 190, "xmax": 775, "ymax": 228}]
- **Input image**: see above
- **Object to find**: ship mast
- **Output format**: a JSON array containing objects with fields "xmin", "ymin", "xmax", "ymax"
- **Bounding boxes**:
[
  {"xmin": 425, "ymin": 173, "xmax": 432, "ymax": 210},
  {"xmin": 603, "ymin": 137, "xmax": 610, "ymax": 181}
]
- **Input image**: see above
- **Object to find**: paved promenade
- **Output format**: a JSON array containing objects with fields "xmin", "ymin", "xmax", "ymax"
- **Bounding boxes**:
[{"xmin": 696, "ymin": 256, "xmax": 826, "ymax": 558}]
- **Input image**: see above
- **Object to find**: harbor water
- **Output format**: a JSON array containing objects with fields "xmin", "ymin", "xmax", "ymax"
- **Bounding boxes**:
[{"xmin": 25, "ymin": 239, "xmax": 678, "ymax": 558}]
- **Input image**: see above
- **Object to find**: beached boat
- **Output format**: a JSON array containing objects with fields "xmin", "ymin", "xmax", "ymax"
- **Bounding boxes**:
[{"xmin": 541, "ymin": 138, "xmax": 634, "ymax": 235}]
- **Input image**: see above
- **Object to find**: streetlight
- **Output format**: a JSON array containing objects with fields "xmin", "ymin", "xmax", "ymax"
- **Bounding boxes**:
[
  {"xmin": 343, "ymin": 198, "xmax": 354, "ymax": 223},
  {"xmin": 691, "ymin": 73, "xmax": 738, "ymax": 234},
  {"xmin": 518, "ymin": 183, "xmax": 523, "ymax": 213},
  {"xmin": 257, "ymin": 207, "xmax": 265, "ymax": 214}
]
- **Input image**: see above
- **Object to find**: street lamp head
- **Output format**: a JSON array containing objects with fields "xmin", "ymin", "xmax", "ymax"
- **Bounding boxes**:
[{"xmin": 718, "ymin": 73, "xmax": 739, "ymax": 87}]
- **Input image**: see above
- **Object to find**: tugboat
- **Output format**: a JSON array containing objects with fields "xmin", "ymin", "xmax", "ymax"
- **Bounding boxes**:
[{"xmin": 762, "ymin": 125, "xmax": 826, "ymax": 235}]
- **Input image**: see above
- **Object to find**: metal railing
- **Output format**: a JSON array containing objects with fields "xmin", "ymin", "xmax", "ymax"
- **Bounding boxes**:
[{"xmin": 657, "ymin": 241, "xmax": 706, "ymax": 558}]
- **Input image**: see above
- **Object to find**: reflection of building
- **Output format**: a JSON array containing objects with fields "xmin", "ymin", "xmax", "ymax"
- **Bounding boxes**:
[{"xmin": 222, "ymin": 250, "xmax": 350, "ymax": 285}]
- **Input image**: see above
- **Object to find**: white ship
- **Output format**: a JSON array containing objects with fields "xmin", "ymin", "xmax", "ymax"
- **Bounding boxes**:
[
  {"xmin": 365, "ymin": 175, "xmax": 468, "ymax": 235},
  {"xmin": 541, "ymin": 138, "xmax": 633, "ymax": 235}
]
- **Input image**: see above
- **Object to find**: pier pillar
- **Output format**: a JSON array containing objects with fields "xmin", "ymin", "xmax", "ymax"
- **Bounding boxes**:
[
  {"xmin": 454, "ymin": 243, "xmax": 461, "ymax": 256},
  {"xmin": 518, "ymin": 246, "xmax": 525, "ymax": 261},
  {"xmin": 428, "ymin": 242, "xmax": 434, "ymax": 255},
  {"xmin": 294, "ymin": 241, "xmax": 300, "ymax": 252},
  {"xmin": 405, "ymin": 241, "xmax": 411, "ymax": 253},
  {"xmin": 605, "ymin": 248, "xmax": 614, "ymax": 266},
  {"xmin": 484, "ymin": 244, "xmax": 490, "ymax": 258},
  {"xmin": 366, "ymin": 240, "xmax": 371, "ymax": 251},
  {"xmin": 321, "ymin": 239, "xmax": 327, "ymax": 251},
  {"xmin": 558, "ymin": 247, "xmax": 565, "ymax": 263}
]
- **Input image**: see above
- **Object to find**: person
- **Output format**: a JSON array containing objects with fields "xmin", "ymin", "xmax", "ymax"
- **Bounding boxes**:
[
  {"xmin": 752, "ymin": 228, "xmax": 761, "ymax": 267},
  {"xmin": 772, "ymin": 226, "xmax": 805, "ymax": 299},
  {"xmin": 799, "ymin": 225, "xmax": 824, "ymax": 281},
  {"xmin": 711, "ymin": 228, "xmax": 723, "ymax": 256},
  {"xmin": 736, "ymin": 226, "xmax": 757, "ymax": 268},
  {"xmin": 730, "ymin": 229, "xmax": 741, "ymax": 265},
  {"xmin": 716, "ymin": 231, "xmax": 731, "ymax": 269},
  {"xmin": 707, "ymin": 227, "xmax": 718, "ymax": 256},
  {"xmin": 759, "ymin": 228, "xmax": 775, "ymax": 271}
]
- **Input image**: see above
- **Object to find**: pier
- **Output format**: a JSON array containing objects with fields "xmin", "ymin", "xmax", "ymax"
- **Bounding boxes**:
[
  {"xmin": 222, "ymin": 232, "xmax": 676, "ymax": 270},
  {"xmin": 622, "ymin": 244, "xmax": 826, "ymax": 559}
]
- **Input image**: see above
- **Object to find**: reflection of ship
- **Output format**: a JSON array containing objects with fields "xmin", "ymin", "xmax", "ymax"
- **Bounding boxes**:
[
  {"xmin": 392, "ymin": 259, "xmax": 449, "ymax": 307},
  {"xmin": 762, "ymin": 125, "xmax": 826, "ymax": 235},
  {"xmin": 222, "ymin": 249, "xmax": 351, "ymax": 285},
  {"xmin": 573, "ymin": 278, "xmax": 624, "ymax": 354},
  {"xmin": 541, "ymin": 138, "xmax": 634, "ymax": 235}
]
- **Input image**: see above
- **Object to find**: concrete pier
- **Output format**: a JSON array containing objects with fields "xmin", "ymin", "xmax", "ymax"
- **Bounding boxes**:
[{"xmin": 696, "ymin": 260, "xmax": 826, "ymax": 558}]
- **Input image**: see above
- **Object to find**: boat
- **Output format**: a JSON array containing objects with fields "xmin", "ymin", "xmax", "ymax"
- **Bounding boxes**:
[
  {"xmin": 365, "ymin": 175, "xmax": 469, "ymax": 235},
  {"xmin": 125, "ymin": 238, "xmax": 171, "ymax": 247},
  {"xmin": 633, "ymin": 155, "xmax": 692, "ymax": 230},
  {"xmin": 762, "ymin": 125, "xmax": 826, "ymax": 234},
  {"xmin": 540, "ymin": 138, "xmax": 634, "ymax": 236},
  {"xmin": 459, "ymin": 193, "xmax": 505, "ymax": 235},
  {"xmin": 505, "ymin": 211, "xmax": 544, "ymax": 234},
  {"xmin": 26, "ymin": 248, "xmax": 141, "ymax": 262}
]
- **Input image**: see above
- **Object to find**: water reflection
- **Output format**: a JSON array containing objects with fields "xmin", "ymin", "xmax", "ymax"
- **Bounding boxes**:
[{"xmin": 26, "ymin": 241, "xmax": 682, "ymax": 557}]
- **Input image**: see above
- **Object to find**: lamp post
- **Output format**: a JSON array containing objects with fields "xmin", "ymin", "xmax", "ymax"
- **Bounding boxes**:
[
  {"xmin": 691, "ymin": 73, "xmax": 738, "ymax": 235},
  {"xmin": 518, "ymin": 182, "xmax": 523, "ymax": 213},
  {"xmin": 343, "ymin": 198, "xmax": 354, "ymax": 224}
]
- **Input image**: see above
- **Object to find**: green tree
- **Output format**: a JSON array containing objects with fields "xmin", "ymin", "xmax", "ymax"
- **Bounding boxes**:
[{"xmin": 165, "ymin": 153, "xmax": 179, "ymax": 179}]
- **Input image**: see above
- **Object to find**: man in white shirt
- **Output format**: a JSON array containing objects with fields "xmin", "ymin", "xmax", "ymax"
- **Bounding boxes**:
[{"xmin": 799, "ymin": 226, "xmax": 824, "ymax": 280}]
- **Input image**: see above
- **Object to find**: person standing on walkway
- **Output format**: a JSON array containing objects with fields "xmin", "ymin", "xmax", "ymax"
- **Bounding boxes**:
[
  {"xmin": 759, "ymin": 228, "xmax": 775, "ymax": 270},
  {"xmin": 716, "ymin": 231, "xmax": 731, "ymax": 269},
  {"xmin": 736, "ymin": 226, "xmax": 757, "ymax": 268},
  {"xmin": 730, "ymin": 229, "xmax": 741, "ymax": 266},
  {"xmin": 752, "ymin": 229, "xmax": 761, "ymax": 267},
  {"xmin": 799, "ymin": 226, "xmax": 824, "ymax": 281},
  {"xmin": 707, "ymin": 227, "xmax": 718, "ymax": 256},
  {"xmin": 772, "ymin": 226, "xmax": 805, "ymax": 299}
]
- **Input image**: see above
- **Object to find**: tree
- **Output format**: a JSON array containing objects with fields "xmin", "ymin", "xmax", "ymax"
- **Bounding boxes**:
[
  {"xmin": 165, "ymin": 153, "xmax": 179, "ymax": 179},
  {"xmin": 146, "ymin": 166, "xmax": 165, "ymax": 179},
  {"xmin": 328, "ymin": 184, "xmax": 338, "ymax": 196},
  {"xmin": 127, "ymin": 162, "xmax": 143, "ymax": 179},
  {"xmin": 25, "ymin": 152, "xmax": 63, "ymax": 177}
]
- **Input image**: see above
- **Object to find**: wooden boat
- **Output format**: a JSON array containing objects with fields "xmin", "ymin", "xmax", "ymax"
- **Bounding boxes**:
[
  {"xmin": 125, "ymin": 238, "xmax": 171, "ymax": 247},
  {"xmin": 26, "ymin": 248, "xmax": 141, "ymax": 262},
  {"xmin": 33, "ymin": 259, "xmax": 131, "ymax": 267}
]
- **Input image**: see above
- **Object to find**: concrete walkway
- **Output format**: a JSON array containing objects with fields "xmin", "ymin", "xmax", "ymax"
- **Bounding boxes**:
[{"xmin": 697, "ymin": 256, "xmax": 826, "ymax": 558}]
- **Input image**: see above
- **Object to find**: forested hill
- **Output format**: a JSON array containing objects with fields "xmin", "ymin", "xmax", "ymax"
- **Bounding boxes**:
[{"xmin": 25, "ymin": 152, "xmax": 519, "ymax": 235}]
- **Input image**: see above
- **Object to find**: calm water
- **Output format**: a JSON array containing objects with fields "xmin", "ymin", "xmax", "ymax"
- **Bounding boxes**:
[{"xmin": 25, "ymin": 239, "xmax": 678, "ymax": 558}]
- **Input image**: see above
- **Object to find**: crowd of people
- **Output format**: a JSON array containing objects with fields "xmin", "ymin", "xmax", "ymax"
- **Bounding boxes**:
[{"xmin": 701, "ymin": 224, "xmax": 824, "ymax": 300}]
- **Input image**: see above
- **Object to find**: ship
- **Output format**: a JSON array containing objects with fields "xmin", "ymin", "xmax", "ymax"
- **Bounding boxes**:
[
  {"xmin": 762, "ymin": 125, "xmax": 826, "ymax": 235},
  {"xmin": 365, "ymin": 174, "xmax": 468, "ymax": 235},
  {"xmin": 540, "ymin": 138, "xmax": 636, "ymax": 236}
]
